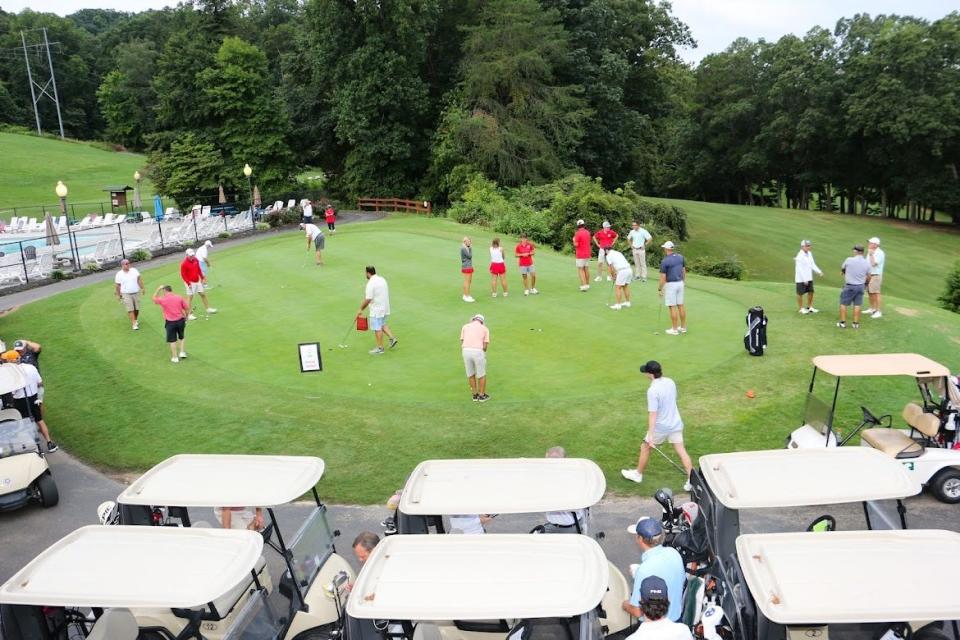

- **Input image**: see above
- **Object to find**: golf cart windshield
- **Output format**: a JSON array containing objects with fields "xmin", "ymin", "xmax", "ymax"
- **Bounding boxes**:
[
  {"xmin": 222, "ymin": 589, "xmax": 284, "ymax": 640},
  {"xmin": 289, "ymin": 505, "xmax": 336, "ymax": 591},
  {"xmin": 802, "ymin": 392, "xmax": 834, "ymax": 434},
  {"xmin": 0, "ymin": 419, "xmax": 40, "ymax": 459}
]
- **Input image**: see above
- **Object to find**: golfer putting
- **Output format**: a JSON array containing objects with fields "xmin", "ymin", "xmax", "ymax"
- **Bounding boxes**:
[
  {"xmin": 300, "ymin": 222, "xmax": 325, "ymax": 265},
  {"xmin": 460, "ymin": 313, "xmax": 490, "ymax": 402},
  {"xmin": 621, "ymin": 360, "xmax": 694, "ymax": 492},
  {"xmin": 604, "ymin": 247, "xmax": 633, "ymax": 310}
]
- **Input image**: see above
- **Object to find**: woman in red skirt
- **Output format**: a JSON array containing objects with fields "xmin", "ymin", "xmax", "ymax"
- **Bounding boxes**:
[
  {"xmin": 489, "ymin": 237, "xmax": 508, "ymax": 297},
  {"xmin": 461, "ymin": 237, "xmax": 475, "ymax": 302}
]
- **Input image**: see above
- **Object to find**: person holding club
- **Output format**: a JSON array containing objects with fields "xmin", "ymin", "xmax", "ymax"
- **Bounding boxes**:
[
  {"xmin": 605, "ymin": 247, "xmax": 633, "ymax": 310},
  {"xmin": 621, "ymin": 360, "xmax": 693, "ymax": 492},
  {"xmin": 300, "ymin": 221, "xmax": 325, "ymax": 265}
]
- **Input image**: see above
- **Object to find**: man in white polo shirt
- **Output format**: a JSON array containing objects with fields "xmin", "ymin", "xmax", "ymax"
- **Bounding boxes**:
[
  {"xmin": 866, "ymin": 236, "xmax": 885, "ymax": 318},
  {"xmin": 359, "ymin": 265, "xmax": 397, "ymax": 355},
  {"xmin": 114, "ymin": 259, "xmax": 145, "ymax": 330},
  {"xmin": 606, "ymin": 247, "xmax": 634, "ymax": 310},
  {"xmin": 794, "ymin": 239, "xmax": 823, "ymax": 314}
]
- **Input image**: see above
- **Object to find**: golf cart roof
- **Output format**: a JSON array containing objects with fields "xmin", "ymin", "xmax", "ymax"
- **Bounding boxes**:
[
  {"xmin": 699, "ymin": 448, "xmax": 920, "ymax": 508},
  {"xmin": 347, "ymin": 534, "xmax": 608, "ymax": 620},
  {"xmin": 736, "ymin": 530, "xmax": 960, "ymax": 624},
  {"xmin": 0, "ymin": 364, "xmax": 27, "ymax": 396},
  {"xmin": 117, "ymin": 454, "xmax": 325, "ymax": 507},
  {"xmin": 0, "ymin": 525, "xmax": 263, "ymax": 608},
  {"xmin": 398, "ymin": 458, "xmax": 606, "ymax": 515},
  {"xmin": 812, "ymin": 353, "xmax": 950, "ymax": 378}
]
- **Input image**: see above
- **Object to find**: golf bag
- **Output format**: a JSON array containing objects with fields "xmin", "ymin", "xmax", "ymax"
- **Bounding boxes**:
[{"xmin": 743, "ymin": 306, "xmax": 767, "ymax": 356}]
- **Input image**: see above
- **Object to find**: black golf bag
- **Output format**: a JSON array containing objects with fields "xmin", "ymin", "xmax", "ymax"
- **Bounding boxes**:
[{"xmin": 744, "ymin": 306, "xmax": 767, "ymax": 356}]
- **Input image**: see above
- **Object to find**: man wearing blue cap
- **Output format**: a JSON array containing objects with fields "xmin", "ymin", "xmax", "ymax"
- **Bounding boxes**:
[
  {"xmin": 621, "ymin": 517, "xmax": 686, "ymax": 624},
  {"xmin": 625, "ymin": 576, "xmax": 692, "ymax": 640}
]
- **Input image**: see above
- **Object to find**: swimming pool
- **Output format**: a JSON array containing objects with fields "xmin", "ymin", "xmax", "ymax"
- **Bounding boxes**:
[{"xmin": 0, "ymin": 230, "xmax": 116, "ymax": 258}]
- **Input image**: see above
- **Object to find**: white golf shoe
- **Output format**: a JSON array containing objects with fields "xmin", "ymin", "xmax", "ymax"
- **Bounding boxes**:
[
  {"xmin": 610, "ymin": 304, "xmax": 622, "ymax": 310},
  {"xmin": 594, "ymin": 276, "xmax": 602, "ymax": 282},
  {"xmin": 463, "ymin": 295, "xmax": 475, "ymax": 302},
  {"xmin": 621, "ymin": 469, "xmax": 643, "ymax": 483}
]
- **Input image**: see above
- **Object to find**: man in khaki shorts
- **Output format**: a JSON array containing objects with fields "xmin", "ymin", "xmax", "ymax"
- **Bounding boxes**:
[
  {"xmin": 114, "ymin": 259, "xmax": 145, "ymax": 330},
  {"xmin": 460, "ymin": 313, "xmax": 490, "ymax": 402},
  {"xmin": 621, "ymin": 360, "xmax": 693, "ymax": 491},
  {"xmin": 866, "ymin": 236, "xmax": 885, "ymax": 319}
]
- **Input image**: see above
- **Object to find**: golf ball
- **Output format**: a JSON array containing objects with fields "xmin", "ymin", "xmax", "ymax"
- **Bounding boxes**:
[{"xmin": 368, "ymin": 383, "xmax": 372, "ymax": 386}]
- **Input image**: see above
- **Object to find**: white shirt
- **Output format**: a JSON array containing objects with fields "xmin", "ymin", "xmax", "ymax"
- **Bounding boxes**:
[
  {"xmin": 625, "ymin": 617, "xmax": 693, "ymax": 640},
  {"xmin": 605, "ymin": 249, "xmax": 631, "ymax": 272},
  {"xmin": 449, "ymin": 515, "xmax": 485, "ymax": 534},
  {"xmin": 648, "ymin": 377, "xmax": 683, "ymax": 433},
  {"xmin": 114, "ymin": 268, "xmax": 142, "ymax": 294},
  {"xmin": 365, "ymin": 274, "xmax": 391, "ymax": 317},
  {"xmin": 303, "ymin": 203, "xmax": 313, "ymax": 218},
  {"xmin": 546, "ymin": 509, "xmax": 586, "ymax": 527},
  {"xmin": 490, "ymin": 247, "xmax": 505, "ymax": 264},
  {"xmin": 304, "ymin": 223, "xmax": 322, "ymax": 241},
  {"xmin": 196, "ymin": 245, "xmax": 210, "ymax": 263},
  {"xmin": 12, "ymin": 363, "xmax": 41, "ymax": 398},
  {"xmin": 628, "ymin": 228, "xmax": 652, "ymax": 248},
  {"xmin": 794, "ymin": 250, "xmax": 822, "ymax": 283}
]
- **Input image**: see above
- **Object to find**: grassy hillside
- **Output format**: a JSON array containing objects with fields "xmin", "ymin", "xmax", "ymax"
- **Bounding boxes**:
[
  {"xmin": 654, "ymin": 198, "xmax": 960, "ymax": 306},
  {"xmin": 0, "ymin": 132, "xmax": 150, "ymax": 209}
]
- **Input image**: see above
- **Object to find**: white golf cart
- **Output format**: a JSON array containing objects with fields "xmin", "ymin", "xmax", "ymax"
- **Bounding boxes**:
[
  {"xmin": 721, "ymin": 529, "xmax": 960, "ymax": 640},
  {"xmin": 98, "ymin": 454, "xmax": 356, "ymax": 639},
  {"xmin": 390, "ymin": 458, "xmax": 631, "ymax": 634},
  {"xmin": 785, "ymin": 354, "xmax": 960, "ymax": 503},
  {"xmin": 0, "ymin": 524, "xmax": 266, "ymax": 640},
  {"xmin": 345, "ymin": 533, "xmax": 609, "ymax": 640},
  {"xmin": 0, "ymin": 363, "xmax": 58, "ymax": 512}
]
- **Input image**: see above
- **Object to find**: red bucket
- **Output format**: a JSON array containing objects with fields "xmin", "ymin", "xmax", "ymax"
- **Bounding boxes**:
[{"xmin": 356, "ymin": 315, "xmax": 369, "ymax": 332}]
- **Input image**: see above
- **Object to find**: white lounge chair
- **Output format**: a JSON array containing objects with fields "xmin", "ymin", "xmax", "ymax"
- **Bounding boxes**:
[
  {"xmin": 28, "ymin": 253, "xmax": 53, "ymax": 279},
  {"xmin": 56, "ymin": 216, "xmax": 67, "ymax": 232},
  {"xmin": 286, "ymin": 199, "xmax": 296, "ymax": 209},
  {"xmin": 90, "ymin": 215, "xmax": 104, "ymax": 227},
  {"xmin": 113, "ymin": 214, "xmax": 127, "ymax": 225},
  {"xmin": 0, "ymin": 264, "xmax": 26, "ymax": 286},
  {"xmin": 201, "ymin": 205, "xmax": 211, "ymax": 217},
  {"xmin": 103, "ymin": 213, "xmax": 117, "ymax": 226}
]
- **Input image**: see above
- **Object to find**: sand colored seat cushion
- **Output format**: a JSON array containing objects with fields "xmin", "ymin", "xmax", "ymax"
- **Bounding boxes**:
[{"xmin": 861, "ymin": 429, "xmax": 923, "ymax": 459}]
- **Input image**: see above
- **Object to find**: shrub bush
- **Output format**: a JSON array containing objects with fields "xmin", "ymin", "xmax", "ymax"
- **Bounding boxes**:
[
  {"xmin": 938, "ymin": 261, "xmax": 960, "ymax": 313},
  {"xmin": 50, "ymin": 269, "xmax": 66, "ymax": 281},
  {"xmin": 688, "ymin": 255, "xmax": 745, "ymax": 281},
  {"xmin": 448, "ymin": 174, "xmax": 510, "ymax": 226},
  {"xmin": 218, "ymin": 231, "xmax": 231, "ymax": 239},
  {"xmin": 129, "ymin": 248, "xmax": 152, "ymax": 262},
  {"xmin": 82, "ymin": 261, "xmax": 101, "ymax": 272},
  {"xmin": 255, "ymin": 222, "xmax": 270, "ymax": 231}
]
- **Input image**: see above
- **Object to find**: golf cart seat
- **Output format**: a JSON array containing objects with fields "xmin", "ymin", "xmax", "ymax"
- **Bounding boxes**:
[
  {"xmin": 88, "ymin": 608, "xmax": 138, "ymax": 640},
  {"xmin": 862, "ymin": 405, "xmax": 938, "ymax": 459},
  {"xmin": 0, "ymin": 408, "xmax": 22, "ymax": 422}
]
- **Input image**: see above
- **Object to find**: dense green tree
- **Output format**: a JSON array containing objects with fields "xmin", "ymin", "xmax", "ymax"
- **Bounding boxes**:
[
  {"xmin": 147, "ymin": 132, "xmax": 224, "ymax": 207},
  {"xmin": 432, "ymin": 0, "xmax": 589, "ymax": 190},
  {"xmin": 96, "ymin": 39, "xmax": 158, "ymax": 148}
]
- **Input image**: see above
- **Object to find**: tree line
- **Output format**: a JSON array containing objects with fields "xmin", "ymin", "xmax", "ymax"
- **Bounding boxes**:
[{"xmin": 0, "ymin": 2, "xmax": 957, "ymax": 223}]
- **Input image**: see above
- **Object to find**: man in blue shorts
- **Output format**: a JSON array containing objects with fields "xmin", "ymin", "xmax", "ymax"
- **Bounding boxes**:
[
  {"xmin": 838, "ymin": 245, "xmax": 871, "ymax": 330},
  {"xmin": 359, "ymin": 265, "xmax": 398, "ymax": 355},
  {"xmin": 658, "ymin": 242, "xmax": 686, "ymax": 335}
]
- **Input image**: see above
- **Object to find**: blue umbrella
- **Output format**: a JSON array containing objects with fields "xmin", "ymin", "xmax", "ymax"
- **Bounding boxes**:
[{"xmin": 153, "ymin": 195, "xmax": 164, "ymax": 221}]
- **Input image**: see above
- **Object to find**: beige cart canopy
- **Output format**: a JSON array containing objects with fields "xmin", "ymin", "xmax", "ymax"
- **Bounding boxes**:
[
  {"xmin": 398, "ymin": 458, "xmax": 606, "ymax": 515},
  {"xmin": 0, "ymin": 363, "xmax": 27, "ymax": 396},
  {"xmin": 0, "ymin": 525, "xmax": 263, "ymax": 609},
  {"xmin": 347, "ymin": 534, "xmax": 608, "ymax": 621},
  {"xmin": 812, "ymin": 354, "xmax": 950, "ymax": 378},
  {"xmin": 699, "ymin": 448, "xmax": 920, "ymax": 509},
  {"xmin": 736, "ymin": 530, "xmax": 960, "ymax": 624},
  {"xmin": 116, "ymin": 454, "xmax": 325, "ymax": 508}
]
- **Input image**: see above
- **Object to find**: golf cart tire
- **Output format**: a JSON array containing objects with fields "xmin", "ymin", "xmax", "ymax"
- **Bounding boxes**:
[
  {"xmin": 928, "ymin": 467, "xmax": 960, "ymax": 504},
  {"xmin": 914, "ymin": 622, "xmax": 948, "ymax": 640},
  {"xmin": 290, "ymin": 626, "xmax": 338, "ymax": 640},
  {"xmin": 37, "ymin": 473, "xmax": 59, "ymax": 508}
]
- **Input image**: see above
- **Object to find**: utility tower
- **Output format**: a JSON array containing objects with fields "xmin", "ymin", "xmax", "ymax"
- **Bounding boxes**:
[{"xmin": 20, "ymin": 27, "xmax": 65, "ymax": 139}]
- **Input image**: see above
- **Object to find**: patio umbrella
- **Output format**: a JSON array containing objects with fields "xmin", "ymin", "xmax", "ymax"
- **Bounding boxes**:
[
  {"xmin": 153, "ymin": 195, "xmax": 164, "ymax": 220},
  {"xmin": 133, "ymin": 182, "xmax": 142, "ymax": 210},
  {"xmin": 218, "ymin": 184, "xmax": 227, "ymax": 204},
  {"xmin": 43, "ymin": 213, "xmax": 60, "ymax": 246},
  {"xmin": 253, "ymin": 185, "xmax": 262, "ymax": 206}
]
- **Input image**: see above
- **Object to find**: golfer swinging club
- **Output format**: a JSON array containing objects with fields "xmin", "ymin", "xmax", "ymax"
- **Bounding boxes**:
[{"xmin": 621, "ymin": 360, "xmax": 694, "ymax": 492}]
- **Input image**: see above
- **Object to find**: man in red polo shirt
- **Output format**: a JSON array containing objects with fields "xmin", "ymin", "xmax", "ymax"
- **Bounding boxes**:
[
  {"xmin": 180, "ymin": 248, "xmax": 217, "ymax": 320},
  {"xmin": 573, "ymin": 219, "xmax": 592, "ymax": 292},
  {"xmin": 515, "ymin": 233, "xmax": 538, "ymax": 296},
  {"xmin": 593, "ymin": 221, "xmax": 619, "ymax": 282}
]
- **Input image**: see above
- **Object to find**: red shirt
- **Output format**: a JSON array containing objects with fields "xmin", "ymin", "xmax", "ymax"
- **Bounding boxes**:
[
  {"xmin": 515, "ymin": 242, "xmax": 535, "ymax": 267},
  {"xmin": 574, "ymin": 228, "xmax": 592, "ymax": 259},
  {"xmin": 594, "ymin": 229, "xmax": 618, "ymax": 248},
  {"xmin": 325, "ymin": 207, "xmax": 335, "ymax": 223},
  {"xmin": 153, "ymin": 293, "xmax": 189, "ymax": 321},
  {"xmin": 180, "ymin": 257, "xmax": 202, "ymax": 284}
]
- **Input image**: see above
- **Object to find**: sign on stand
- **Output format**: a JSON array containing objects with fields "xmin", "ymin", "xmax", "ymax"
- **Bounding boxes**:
[{"xmin": 298, "ymin": 342, "xmax": 322, "ymax": 372}]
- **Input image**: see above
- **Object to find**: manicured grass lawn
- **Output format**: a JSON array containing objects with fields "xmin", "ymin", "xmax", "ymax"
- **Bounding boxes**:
[
  {"xmin": 0, "ymin": 132, "xmax": 150, "ymax": 209},
  {"xmin": 653, "ymin": 198, "xmax": 960, "ymax": 306},
  {"xmin": 2, "ymin": 214, "xmax": 959, "ymax": 504}
]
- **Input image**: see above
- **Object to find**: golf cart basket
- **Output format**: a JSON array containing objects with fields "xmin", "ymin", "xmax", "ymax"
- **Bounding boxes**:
[
  {"xmin": 0, "ymin": 419, "xmax": 42, "ymax": 459},
  {"xmin": 925, "ymin": 375, "xmax": 960, "ymax": 446}
]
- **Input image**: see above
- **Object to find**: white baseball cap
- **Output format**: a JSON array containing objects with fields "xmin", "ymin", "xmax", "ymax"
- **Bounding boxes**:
[
  {"xmin": 602, "ymin": 221, "xmax": 611, "ymax": 228},
  {"xmin": 185, "ymin": 248, "xmax": 195, "ymax": 257},
  {"xmin": 800, "ymin": 239, "xmax": 811, "ymax": 247},
  {"xmin": 868, "ymin": 236, "xmax": 880, "ymax": 245},
  {"xmin": 204, "ymin": 240, "xmax": 213, "ymax": 247},
  {"xmin": 576, "ymin": 219, "xmax": 585, "ymax": 226},
  {"xmin": 661, "ymin": 241, "xmax": 675, "ymax": 249},
  {"xmin": 472, "ymin": 314, "xmax": 485, "ymax": 324}
]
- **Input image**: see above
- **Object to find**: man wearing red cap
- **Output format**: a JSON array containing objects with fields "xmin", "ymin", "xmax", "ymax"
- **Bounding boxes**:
[{"xmin": 180, "ymin": 248, "xmax": 217, "ymax": 320}]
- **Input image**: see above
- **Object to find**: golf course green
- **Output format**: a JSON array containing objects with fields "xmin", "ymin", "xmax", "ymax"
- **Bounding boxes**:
[{"xmin": 3, "ymin": 213, "xmax": 960, "ymax": 503}]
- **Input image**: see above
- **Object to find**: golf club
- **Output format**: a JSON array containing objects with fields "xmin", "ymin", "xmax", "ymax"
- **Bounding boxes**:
[
  {"xmin": 605, "ymin": 276, "xmax": 615, "ymax": 307},
  {"xmin": 337, "ymin": 318, "xmax": 355, "ymax": 348},
  {"xmin": 654, "ymin": 302, "xmax": 662, "ymax": 334},
  {"xmin": 650, "ymin": 443, "xmax": 688, "ymax": 478}
]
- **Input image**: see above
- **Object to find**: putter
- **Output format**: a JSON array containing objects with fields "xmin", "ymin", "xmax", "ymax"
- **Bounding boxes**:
[
  {"xmin": 650, "ymin": 443, "xmax": 687, "ymax": 477},
  {"xmin": 605, "ymin": 277, "xmax": 616, "ymax": 307},
  {"xmin": 337, "ymin": 319, "xmax": 355, "ymax": 348}
]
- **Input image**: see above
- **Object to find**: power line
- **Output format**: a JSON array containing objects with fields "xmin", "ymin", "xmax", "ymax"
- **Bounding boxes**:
[{"xmin": 19, "ymin": 28, "xmax": 64, "ymax": 139}]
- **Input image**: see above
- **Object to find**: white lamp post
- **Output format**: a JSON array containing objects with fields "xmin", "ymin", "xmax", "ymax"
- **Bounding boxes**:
[
  {"xmin": 55, "ymin": 181, "xmax": 79, "ymax": 271},
  {"xmin": 243, "ymin": 164, "xmax": 254, "ymax": 217}
]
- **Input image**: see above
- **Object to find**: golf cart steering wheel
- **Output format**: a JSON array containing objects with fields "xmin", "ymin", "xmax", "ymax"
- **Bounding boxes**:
[{"xmin": 861, "ymin": 405, "xmax": 882, "ymax": 426}]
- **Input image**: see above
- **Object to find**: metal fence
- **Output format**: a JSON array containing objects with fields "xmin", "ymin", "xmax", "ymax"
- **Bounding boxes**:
[{"xmin": 0, "ymin": 210, "xmax": 257, "ymax": 290}]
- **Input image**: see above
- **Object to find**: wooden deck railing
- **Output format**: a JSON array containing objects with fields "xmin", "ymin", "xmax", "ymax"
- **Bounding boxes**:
[{"xmin": 357, "ymin": 198, "xmax": 432, "ymax": 214}]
